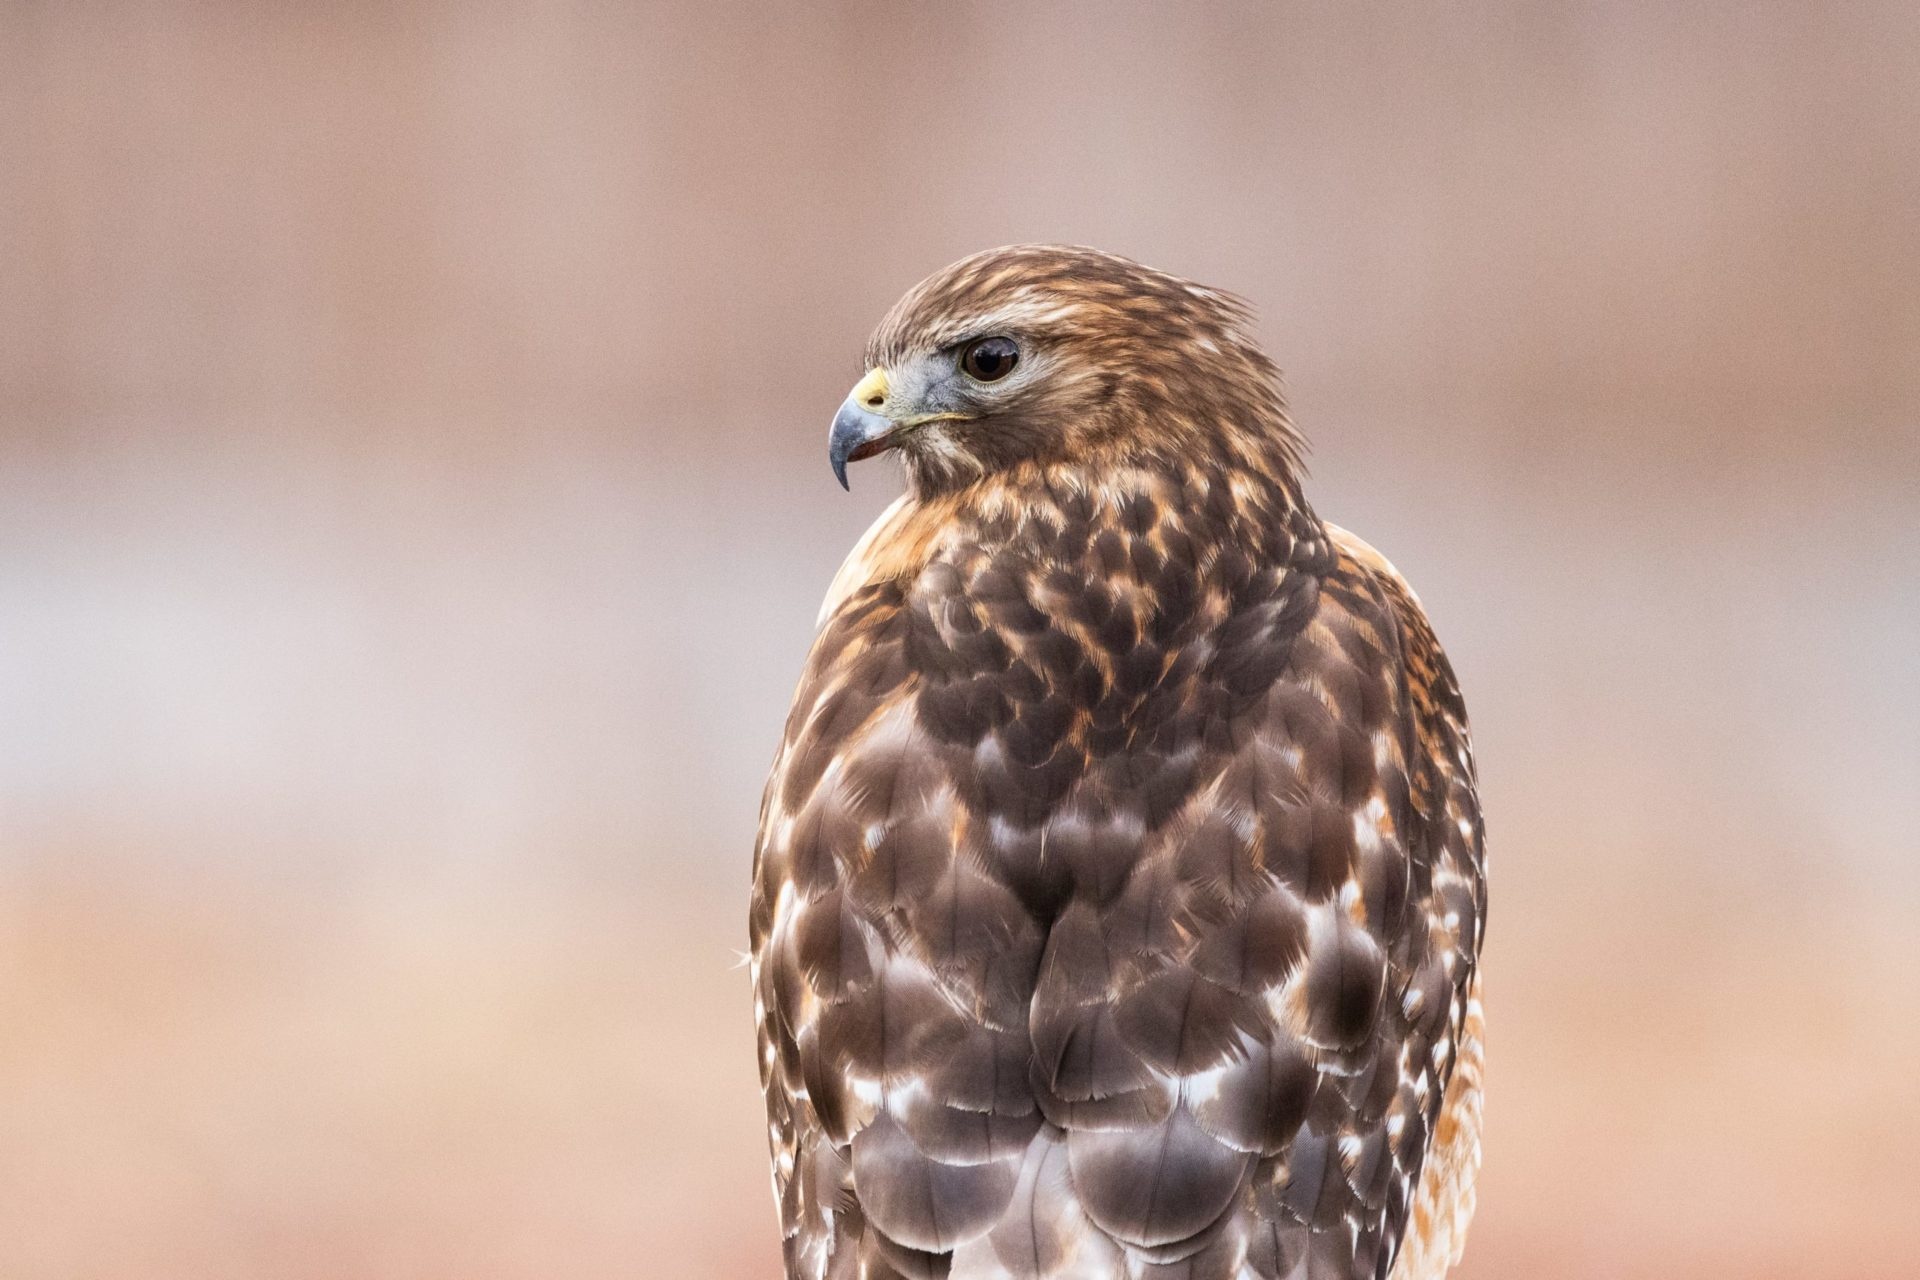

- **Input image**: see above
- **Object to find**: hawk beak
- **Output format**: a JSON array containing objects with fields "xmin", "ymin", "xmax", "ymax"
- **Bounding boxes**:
[{"xmin": 828, "ymin": 368, "xmax": 897, "ymax": 490}]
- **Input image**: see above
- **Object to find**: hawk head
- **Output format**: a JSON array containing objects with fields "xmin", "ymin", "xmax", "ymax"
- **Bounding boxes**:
[{"xmin": 829, "ymin": 245, "xmax": 1305, "ymax": 495}]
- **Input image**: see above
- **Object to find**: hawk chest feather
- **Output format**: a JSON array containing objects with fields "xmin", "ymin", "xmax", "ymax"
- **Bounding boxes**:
[{"xmin": 751, "ymin": 469, "xmax": 1486, "ymax": 1280}]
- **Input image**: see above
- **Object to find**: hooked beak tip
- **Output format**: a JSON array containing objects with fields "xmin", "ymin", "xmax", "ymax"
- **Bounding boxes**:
[{"xmin": 828, "ymin": 398, "xmax": 895, "ymax": 492}]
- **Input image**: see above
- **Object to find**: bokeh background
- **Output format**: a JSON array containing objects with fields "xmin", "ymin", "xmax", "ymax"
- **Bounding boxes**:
[{"xmin": 3, "ymin": 3, "xmax": 1917, "ymax": 1277}]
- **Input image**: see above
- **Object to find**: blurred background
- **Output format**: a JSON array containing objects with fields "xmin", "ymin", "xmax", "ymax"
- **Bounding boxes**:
[{"xmin": 2, "ymin": 2, "xmax": 1916, "ymax": 1277}]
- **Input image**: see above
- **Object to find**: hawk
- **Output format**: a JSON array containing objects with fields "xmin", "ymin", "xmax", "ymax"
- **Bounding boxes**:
[{"xmin": 750, "ymin": 246, "xmax": 1486, "ymax": 1280}]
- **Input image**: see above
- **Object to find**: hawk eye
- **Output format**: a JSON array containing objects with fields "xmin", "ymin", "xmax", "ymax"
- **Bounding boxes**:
[{"xmin": 959, "ymin": 336, "xmax": 1019, "ymax": 383}]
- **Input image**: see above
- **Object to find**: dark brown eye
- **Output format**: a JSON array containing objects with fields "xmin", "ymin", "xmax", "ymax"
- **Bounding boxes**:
[{"xmin": 959, "ymin": 336, "xmax": 1019, "ymax": 382}]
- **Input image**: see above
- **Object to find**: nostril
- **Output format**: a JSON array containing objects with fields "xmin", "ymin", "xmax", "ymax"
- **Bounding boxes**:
[{"xmin": 865, "ymin": 393, "xmax": 885, "ymax": 408}]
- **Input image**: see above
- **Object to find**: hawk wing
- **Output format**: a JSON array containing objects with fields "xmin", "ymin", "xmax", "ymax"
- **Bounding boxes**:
[{"xmin": 751, "ymin": 486, "xmax": 1485, "ymax": 1280}]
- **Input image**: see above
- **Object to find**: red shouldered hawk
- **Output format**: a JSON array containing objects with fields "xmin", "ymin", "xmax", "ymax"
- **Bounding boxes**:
[{"xmin": 750, "ymin": 246, "xmax": 1486, "ymax": 1280}]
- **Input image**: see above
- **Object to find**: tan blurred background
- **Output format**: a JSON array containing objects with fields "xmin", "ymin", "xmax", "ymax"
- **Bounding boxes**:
[{"xmin": 2, "ymin": 2, "xmax": 1917, "ymax": 1277}]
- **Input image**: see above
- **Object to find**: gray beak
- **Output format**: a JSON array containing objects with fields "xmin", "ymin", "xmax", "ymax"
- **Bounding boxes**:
[{"xmin": 828, "ymin": 398, "xmax": 897, "ymax": 491}]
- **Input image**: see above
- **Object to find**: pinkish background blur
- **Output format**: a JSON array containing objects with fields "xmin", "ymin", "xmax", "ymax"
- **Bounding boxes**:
[{"xmin": 2, "ymin": 3, "xmax": 1917, "ymax": 1278}]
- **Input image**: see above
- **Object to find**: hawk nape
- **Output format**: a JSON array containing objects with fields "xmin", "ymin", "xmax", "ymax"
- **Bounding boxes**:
[{"xmin": 750, "ymin": 246, "xmax": 1486, "ymax": 1280}]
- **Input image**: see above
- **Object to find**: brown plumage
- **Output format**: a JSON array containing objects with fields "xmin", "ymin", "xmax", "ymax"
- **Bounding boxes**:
[{"xmin": 751, "ymin": 246, "xmax": 1487, "ymax": 1280}]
